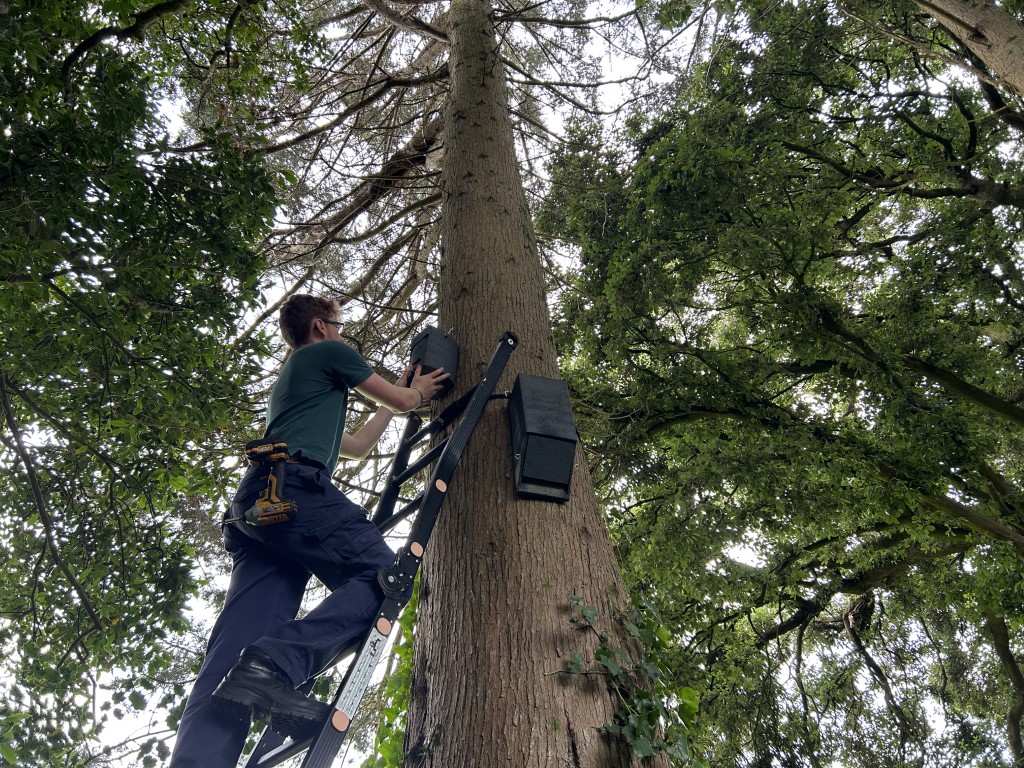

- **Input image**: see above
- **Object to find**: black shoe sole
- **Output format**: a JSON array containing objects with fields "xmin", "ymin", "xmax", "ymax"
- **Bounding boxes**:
[
  {"xmin": 212, "ymin": 680, "xmax": 329, "ymax": 738},
  {"xmin": 211, "ymin": 682, "xmax": 273, "ymax": 723}
]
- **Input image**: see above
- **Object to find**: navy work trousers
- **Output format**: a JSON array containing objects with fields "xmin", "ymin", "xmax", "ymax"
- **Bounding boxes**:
[{"xmin": 168, "ymin": 463, "xmax": 395, "ymax": 768}]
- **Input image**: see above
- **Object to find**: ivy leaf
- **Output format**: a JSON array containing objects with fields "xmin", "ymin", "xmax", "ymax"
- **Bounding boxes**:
[
  {"xmin": 565, "ymin": 651, "xmax": 584, "ymax": 675},
  {"xmin": 632, "ymin": 735, "xmax": 656, "ymax": 758}
]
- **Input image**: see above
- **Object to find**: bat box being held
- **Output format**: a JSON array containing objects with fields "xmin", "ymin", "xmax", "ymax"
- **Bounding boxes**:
[
  {"xmin": 508, "ymin": 373, "xmax": 578, "ymax": 502},
  {"xmin": 410, "ymin": 326, "xmax": 458, "ymax": 398}
]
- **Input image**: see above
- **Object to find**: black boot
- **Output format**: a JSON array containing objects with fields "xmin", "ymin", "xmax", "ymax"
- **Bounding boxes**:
[{"xmin": 211, "ymin": 647, "xmax": 330, "ymax": 737}]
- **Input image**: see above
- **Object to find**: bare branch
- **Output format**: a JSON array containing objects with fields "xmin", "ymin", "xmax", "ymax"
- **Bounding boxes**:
[
  {"xmin": 1, "ymin": 377, "xmax": 121, "ymax": 477},
  {"xmin": 794, "ymin": 624, "xmax": 824, "ymax": 768},
  {"xmin": 271, "ymin": 114, "xmax": 444, "ymax": 265},
  {"xmin": 361, "ymin": 0, "xmax": 448, "ymax": 41},
  {"xmin": 839, "ymin": 4, "xmax": 1003, "ymax": 91},
  {"xmin": 844, "ymin": 604, "xmax": 921, "ymax": 742},
  {"xmin": 231, "ymin": 265, "xmax": 316, "ymax": 352},
  {"xmin": 495, "ymin": 9, "xmax": 638, "ymax": 28}
]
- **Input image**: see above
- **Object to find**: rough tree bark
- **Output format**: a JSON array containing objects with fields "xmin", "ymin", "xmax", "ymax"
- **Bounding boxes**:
[
  {"xmin": 915, "ymin": 0, "xmax": 1024, "ymax": 98},
  {"xmin": 403, "ymin": 0, "xmax": 662, "ymax": 766}
]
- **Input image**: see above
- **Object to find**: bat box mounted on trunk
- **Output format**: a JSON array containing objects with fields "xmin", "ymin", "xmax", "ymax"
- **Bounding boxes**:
[{"xmin": 508, "ymin": 373, "xmax": 577, "ymax": 502}]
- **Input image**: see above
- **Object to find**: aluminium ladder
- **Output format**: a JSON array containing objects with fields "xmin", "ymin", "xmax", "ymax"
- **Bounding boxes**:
[{"xmin": 243, "ymin": 330, "xmax": 518, "ymax": 768}]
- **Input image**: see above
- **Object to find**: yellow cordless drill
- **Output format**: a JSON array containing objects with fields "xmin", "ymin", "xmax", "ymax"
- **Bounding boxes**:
[{"xmin": 241, "ymin": 437, "xmax": 298, "ymax": 525}]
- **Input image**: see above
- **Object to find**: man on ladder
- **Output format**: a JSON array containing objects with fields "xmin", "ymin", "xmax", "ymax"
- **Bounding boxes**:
[{"xmin": 169, "ymin": 294, "xmax": 449, "ymax": 768}]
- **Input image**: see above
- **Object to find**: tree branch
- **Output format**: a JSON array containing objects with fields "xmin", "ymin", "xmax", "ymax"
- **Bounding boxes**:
[
  {"xmin": 1, "ymin": 377, "xmax": 121, "ymax": 477},
  {"xmin": 964, "ymin": 48, "xmax": 1024, "ymax": 132},
  {"xmin": 235, "ymin": 119, "xmax": 443, "ymax": 348},
  {"xmin": 270, "ymin": 114, "xmax": 444, "ymax": 266},
  {"xmin": 794, "ymin": 624, "xmax": 824, "ymax": 768},
  {"xmin": 787, "ymin": 353, "xmax": 1024, "ymax": 429},
  {"xmin": 781, "ymin": 140, "xmax": 1024, "ymax": 208},
  {"xmin": 843, "ymin": 608, "xmax": 920, "ymax": 742},
  {"xmin": 0, "ymin": 367, "xmax": 103, "ymax": 631},
  {"xmin": 984, "ymin": 611, "xmax": 1024, "ymax": 762},
  {"xmin": 839, "ymin": 4, "xmax": 1003, "ymax": 91},
  {"xmin": 756, "ymin": 536, "xmax": 971, "ymax": 649},
  {"xmin": 61, "ymin": 0, "xmax": 190, "ymax": 99},
  {"xmin": 756, "ymin": 598, "xmax": 827, "ymax": 648},
  {"xmin": 362, "ymin": 0, "xmax": 448, "ymax": 41},
  {"xmin": 230, "ymin": 264, "xmax": 316, "ymax": 352},
  {"xmin": 904, "ymin": 355, "xmax": 1024, "ymax": 428}
]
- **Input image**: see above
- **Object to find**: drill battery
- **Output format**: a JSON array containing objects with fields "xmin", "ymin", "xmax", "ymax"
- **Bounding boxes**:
[{"xmin": 241, "ymin": 437, "xmax": 298, "ymax": 526}]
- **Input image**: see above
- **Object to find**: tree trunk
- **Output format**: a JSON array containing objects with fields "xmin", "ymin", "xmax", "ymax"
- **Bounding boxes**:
[
  {"xmin": 915, "ymin": 0, "xmax": 1024, "ymax": 98},
  {"xmin": 403, "ymin": 0, "xmax": 660, "ymax": 766}
]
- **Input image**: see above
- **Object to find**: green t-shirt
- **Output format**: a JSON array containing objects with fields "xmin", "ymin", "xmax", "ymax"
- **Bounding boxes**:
[{"xmin": 263, "ymin": 340, "xmax": 374, "ymax": 473}]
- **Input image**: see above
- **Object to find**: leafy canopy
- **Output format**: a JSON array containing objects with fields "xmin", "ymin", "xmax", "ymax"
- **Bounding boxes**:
[
  {"xmin": 1, "ymin": 1, "xmax": 282, "ymax": 764},
  {"xmin": 544, "ymin": 1, "xmax": 1024, "ymax": 765}
]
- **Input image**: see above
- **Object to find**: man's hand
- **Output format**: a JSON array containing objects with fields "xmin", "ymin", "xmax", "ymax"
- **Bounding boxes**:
[
  {"xmin": 404, "ymin": 364, "xmax": 450, "ymax": 405},
  {"xmin": 357, "ymin": 366, "xmax": 451, "ymax": 414}
]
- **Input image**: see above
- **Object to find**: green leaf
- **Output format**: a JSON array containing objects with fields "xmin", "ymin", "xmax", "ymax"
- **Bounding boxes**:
[
  {"xmin": 566, "ymin": 651, "xmax": 584, "ymax": 674},
  {"xmin": 632, "ymin": 735, "xmax": 656, "ymax": 758},
  {"xmin": 678, "ymin": 687, "xmax": 699, "ymax": 723},
  {"xmin": 1, "ymin": 742, "xmax": 17, "ymax": 763}
]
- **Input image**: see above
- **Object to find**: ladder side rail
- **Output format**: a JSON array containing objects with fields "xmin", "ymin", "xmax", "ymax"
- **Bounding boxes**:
[
  {"xmin": 373, "ymin": 383, "xmax": 488, "ymax": 528},
  {"xmin": 297, "ymin": 331, "xmax": 518, "ymax": 768},
  {"xmin": 298, "ymin": 595, "xmax": 404, "ymax": 767},
  {"xmin": 405, "ymin": 382, "xmax": 478, "ymax": 446},
  {"xmin": 370, "ymin": 413, "xmax": 422, "ymax": 527},
  {"xmin": 396, "ymin": 395, "xmax": 510, "ymax": 499},
  {"xmin": 407, "ymin": 331, "xmax": 517, "ymax": 547},
  {"xmin": 375, "ymin": 366, "xmax": 500, "ymax": 526},
  {"xmin": 372, "ymin": 379, "xmax": 484, "ymax": 529},
  {"xmin": 373, "ymin": 387, "xmax": 479, "ymax": 528}
]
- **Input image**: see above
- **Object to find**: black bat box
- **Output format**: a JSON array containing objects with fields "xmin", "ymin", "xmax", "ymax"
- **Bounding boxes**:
[{"xmin": 508, "ymin": 373, "xmax": 577, "ymax": 502}]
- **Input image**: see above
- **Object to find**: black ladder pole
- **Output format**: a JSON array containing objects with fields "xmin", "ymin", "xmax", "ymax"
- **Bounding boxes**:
[
  {"xmin": 371, "ymin": 412, "xmax": 422, "ymax": 528},
  {"xmin": 250, "ymin": 331, "xmax": 518, "ymax": 768}
]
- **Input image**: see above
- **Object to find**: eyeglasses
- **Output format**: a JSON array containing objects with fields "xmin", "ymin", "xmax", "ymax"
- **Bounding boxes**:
[{"xmin": 322, "ymin": 319, "xmax": 344, "ymax": 331}]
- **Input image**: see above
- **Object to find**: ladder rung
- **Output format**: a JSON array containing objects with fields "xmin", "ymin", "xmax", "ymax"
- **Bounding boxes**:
[
  {"xmin": 404, "ymin": 382, "xmax": 480, "ymax": 448},
  {"xmin": 405, "ymin": 416, "xmax": 446, "ymax": 447},
  {"xmin": 255, "ymin": 735, "xmax": 311, "ymax": 766},
  {"xmin": 393, "ymin": 438, "xmax": 448, "ymax": 485},
  {"xmin": 377, "ymin": 493, "xmax": 423, "ymax": 535}
]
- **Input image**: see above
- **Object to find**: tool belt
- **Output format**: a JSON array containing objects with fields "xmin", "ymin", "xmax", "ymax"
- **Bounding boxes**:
[{"xmin": 227, "ymin": 436, "xmax": 298, "ymax": 526}]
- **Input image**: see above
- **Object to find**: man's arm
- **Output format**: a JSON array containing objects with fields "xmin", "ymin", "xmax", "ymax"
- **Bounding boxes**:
[
  {"xmin": 342, "ymin": 366, "xmax": 450, "ymax": 459},
  {"xmin": 355, "ymin": 366, "xmax": 449, "ymax": 415},
  {"xmin": 339, "ymin": 406, "xmax": 396, "ymax": 459}
]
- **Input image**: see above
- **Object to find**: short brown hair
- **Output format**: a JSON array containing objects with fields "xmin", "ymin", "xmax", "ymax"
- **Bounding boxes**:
[{"xmin": 279, "ymin": 294, "xmax": 339, "ymax": 349}]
